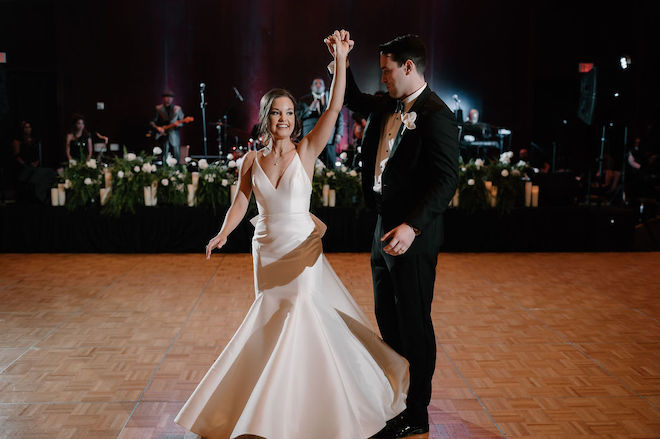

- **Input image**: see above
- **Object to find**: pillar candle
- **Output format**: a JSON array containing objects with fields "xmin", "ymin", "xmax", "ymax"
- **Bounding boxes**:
[
  {"xmin": 322, "ymin": 184, "xmax": 330, "ymax": 206},
  {"xmin": 524, "ymin": 181, "xmax": 532, "ymax": 207},
  {"xmin": 51, "ymin": 188, "xmax": 59, "ymax": 206},
  {"xmin": 187, "ymin": 184, "xmax": 196, "ymax": 207},
  {"xmin": 329, "ymin": 189, "xmax": 336, "ymax": 207},
  {"xmin": 104, "ymin": 169, "xmax": 112, "ymax": 188},
  {"xmin": 150, "ymin": 181, "xmax": 158, "ymax": 206},
  {"xmin": 57, "ymin": 183, "xmax": 66, "ymax": 206},
  {"xmin": 144, "ymin": 186, "xmax": 152, "ymax": 206},
  {"xmin": 452, "ymin": 189, "xmax": 459, "ymax": 207},
  {"xmin": 100, "ymin": 187, "xmax": 111, "ymax": 206},
  {"xmin": 192, "ymin": 171, "xmax": 199, "ymax": 188},
  {"xmin": 490, "ymin": 186, "xmax": 498, "ymax": 208},
  {"xmin": 531, "ymin": 185, "xmax": 539, "ymax": 207}
]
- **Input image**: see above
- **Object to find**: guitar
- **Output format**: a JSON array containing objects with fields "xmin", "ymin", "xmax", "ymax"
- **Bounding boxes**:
[{"xmin": 153, "ymin": 116, "xmax": 195, "ymax": 139}]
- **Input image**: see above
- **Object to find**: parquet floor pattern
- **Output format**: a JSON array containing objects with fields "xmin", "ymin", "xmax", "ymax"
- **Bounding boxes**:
[{"xmin": 0, "ymin": 253, "xmax": 658, "ymax": 438}]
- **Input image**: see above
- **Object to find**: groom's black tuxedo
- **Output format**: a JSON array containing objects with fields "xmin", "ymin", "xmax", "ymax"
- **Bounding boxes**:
[{"xmin": 343, "ymin": 67, "xmax": 458, "ymax": 425}]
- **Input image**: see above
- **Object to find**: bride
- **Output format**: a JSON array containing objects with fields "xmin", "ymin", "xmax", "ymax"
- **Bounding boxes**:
[{"xmin": 174, "ymin": 30, "xmax": 409, "ymax": 439}]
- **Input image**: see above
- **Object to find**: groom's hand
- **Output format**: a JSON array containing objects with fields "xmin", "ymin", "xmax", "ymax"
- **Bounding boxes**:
[{"xmin": 381, "ymin": 223, "xmax": 416, "ymax": 256}]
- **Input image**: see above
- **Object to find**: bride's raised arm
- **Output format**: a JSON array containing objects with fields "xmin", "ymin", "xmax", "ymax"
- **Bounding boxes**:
[{"xmin": 299, "ymin": 30, "xmax": 352, "ymax": 163}]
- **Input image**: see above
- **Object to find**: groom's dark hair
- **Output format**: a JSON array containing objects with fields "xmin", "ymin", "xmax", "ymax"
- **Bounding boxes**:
[{"xmin": 379, "ymin": 34, "xmax": 427, "ymax": 75}]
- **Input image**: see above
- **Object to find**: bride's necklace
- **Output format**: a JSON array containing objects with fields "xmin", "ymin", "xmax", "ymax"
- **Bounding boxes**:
[{"xmin": 271, "ymin": 147, "xmax": 294, "ymax": 166}]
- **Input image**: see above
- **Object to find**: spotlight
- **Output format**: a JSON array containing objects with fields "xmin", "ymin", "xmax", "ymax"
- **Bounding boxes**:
[
  {"xmin": 619, "ymin": 56, "xmax": 631, "ymax": 70},
  {"xmin": 614, "ymin": 92, "xmax": 620, "ymax": 97}
]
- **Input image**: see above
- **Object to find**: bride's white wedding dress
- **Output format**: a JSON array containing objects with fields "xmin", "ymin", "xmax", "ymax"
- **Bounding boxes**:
[{"xmin": 175, "ymin": 151, "xmax": 409, "ymax": 439}]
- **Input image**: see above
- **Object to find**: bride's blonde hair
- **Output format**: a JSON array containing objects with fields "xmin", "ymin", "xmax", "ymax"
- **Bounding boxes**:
[{"xmin": 257, "ymin": 88, "xmax": 301, "ymax": 144}]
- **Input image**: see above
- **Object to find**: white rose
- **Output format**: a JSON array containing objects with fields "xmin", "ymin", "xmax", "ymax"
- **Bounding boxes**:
[
  {"xmin": 83, "ymin": 177, "xmax": 92, "ymax": 185},
  {"xmin": 501, "ymin": 169, "xmax": 509, "ymax": 177},
  {"xmin": 341, "ymin": 165, "xmax": 348, "ymax": 172},
  {"xmin": 326, "ymin": 171, "xmax": 335, "ymax": 177},
  {"xmin": 152, "ymin": 146, "xmax": 163, "ymax": 155},
  {"xmin": 228, "ymin": 160, "xmax": 237, "ymax": 168},
  {"xmin": 166, "ymin": 155, "xmax": 177, "ymax": 167},
  {"xmin": 198, "ymin": 159, "xmax": 208, "ymax": 170},
  {"xmin": 133, "ymin": 165, "xmax": 140, "ymax": 172},
  {"xmin": 184, "ymin": 156, "xmax": 192, "ymax": 163},
  {"xmin": 117, "ymin": 171, "xmax": 124, "ymax": 179},
  {"xmin": 349, "ymin": 170, "xmax": 358, "ymax": 177},
  {"xmin": 151, "ymin": 164, "xmax": 157, "ymax": 173},
  {"xmin": 227, "ymin": 153, "xmax": 234, "ymax": 160},
  {"xmin": 516, "ymin": 160, "xmax": 527, "ymax": 168},
  {"xmin": 474, "ymin": 158, "xmax": 484, "ymax": 169},
  {"xmin": 126, "ymin": 153, "xmax": 137, "ymax": 161},
  {"xmin": 340, "ymin": 152, "xmax": 348, "ymax": 160},
  {"xmin": 64, "ymin": 179, "xmax": 72, "ymax": 189},
  {"xmin": 236, "ymin": 157, "xmax": 244, "ymax": 168},
  {"xmin": 176, "ymin": 184, "xmax": 184, "ymax": 192},
  {"xmin": 86, "ymin": 159, "xmax": 97, "ymax": 169},
  {"xmin": 68, "ymin": 159, "xmax": 77, "ymax": 166},
  {"xmin": 221, "ymin": 179, "xmax": 229, "ymax": 187},
  {"xmin": 141, "ymin": 163, "xmax": 151, "ymax": 172},
  {"xmin": 467, "ymin": 178, "xmax": 475, "ymax": 186},
  {"xmin": 161, "ymin": 178, "xmax": 169, "ymax": 186},
  {"xmin": 401, "ymin": 111, "xmax": 417, "ymax": 130},
  {"xmin": 208, "ymin": 176, "xmax": 215, "ymax": 182},
  {"xmin": 461, "ymin": 167, "xmax": 467, "ymax": 172}
]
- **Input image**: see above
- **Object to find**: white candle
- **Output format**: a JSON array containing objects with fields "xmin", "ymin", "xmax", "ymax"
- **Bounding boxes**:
[
  {"xmin": 329, "ymin": 189, "xmax": 336, "ymax": 207},
  {"xmin": 452, "ymin": 188, "xmax": 459, "ymax": 207},
  {"xmin": 322, "ymin": 184, "xmax": 330, "ymax": 206},
  {"xmin": 144, "ymin": 186, "xmax": 152, "ymax": 206},
  {"xmin": 150, "ymin": 181, "xmax": 158, "ymax": 206},
  {"xmin": 531, "ymin": 185, "xmax": 539, "ymax": 207},
  {"xmin": 490, "ymin": 186, "xmax": 498, "ymax": 208},
  {"xmin": 524, "ymin": 181, "xmax": 532, "ymax": 207},
  {"xmin": 51, "ymin": 188, "xmax": 59, "ymax": 206},
  {"xmin": 187, "ymin": 184, "xmax": 196, "ymax": 207},
  {"xmin": 57, "ymin": 183, "xmax": 66, "ymax": 206},
  {"xmin": 484, "ymin": 180, "xmax": 492, "ymax": 192},
  {"xmin": 100, "ymin": 187, "xmax": 111, "ymax": 206},
  {"xmin": 191, "ymin": 171, "xmax": 199, "ymax": 188},
  {"xmin": 104, "ymin": 169, "xmax": 112, "ymax": 188},
  {"xmin": 230, "ymin": 183, "xmax": 237, "ymax": 202}
]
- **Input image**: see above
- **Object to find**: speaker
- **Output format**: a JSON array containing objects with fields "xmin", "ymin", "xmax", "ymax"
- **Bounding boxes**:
[{"xmin": 578, "ymin": 67, "xmax": 597, "ymax": 125}]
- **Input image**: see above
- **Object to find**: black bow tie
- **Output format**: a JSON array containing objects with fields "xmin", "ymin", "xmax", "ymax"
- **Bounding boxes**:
[{"xmin": 394, "ymin": 100, "xmax": 404, "ymax": 114}]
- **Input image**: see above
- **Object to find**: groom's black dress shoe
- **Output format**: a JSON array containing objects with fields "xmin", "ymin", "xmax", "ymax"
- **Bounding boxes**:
[
  {"xmin": 391, "ymin": 422, "xmax": 429, "ymax": 437},
  {"xmin": 370, "ymin": 412, "xmax": 406, "ymax": 438}
]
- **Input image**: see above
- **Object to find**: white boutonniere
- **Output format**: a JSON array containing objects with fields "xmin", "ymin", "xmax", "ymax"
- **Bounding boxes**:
[{"xmin": 401, "ymin": 111, "xmax": 417, "ymax": 132}]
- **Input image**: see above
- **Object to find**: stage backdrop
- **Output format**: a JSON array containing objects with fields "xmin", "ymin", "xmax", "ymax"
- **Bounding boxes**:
[{"xmin": 0, "ymin": 0, "xmax": 654, "ymax": 168}]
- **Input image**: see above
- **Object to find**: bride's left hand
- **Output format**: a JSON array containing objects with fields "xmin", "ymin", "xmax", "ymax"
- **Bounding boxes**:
[{"xmin": 324, "ymin": 29, "xmax": 353, "ymax": 60}]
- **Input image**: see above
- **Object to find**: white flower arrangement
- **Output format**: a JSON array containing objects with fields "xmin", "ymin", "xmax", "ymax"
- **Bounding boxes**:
[
  {"xmin": 86, "ymin": 159, "xmax": 97, "ymax": 169},
  {"xmin": 467, "ymin": 178, "xmax": 475, "ymax": 186},
  {"xmin": 340, "ymin": 152, "xmax": 348, "ymax": 160},
  {"xmin": 474, "ymin": 158, "xmax": 484, "ymax": 169},
  {"xmin": 153, "ymin": 146, "xmax": 163, "ymax": 155},
  {"xmin": 228, "ymin": 160, "xmax": 237, "ymax": 168},
  {"xmin": 499, "ymin": 151, "xmax": 514, "ymax": 164},
  {"xmin": 117, "ymin": 170, "xmax": 124, "ymax": 179},
  {"xmin": 161, "ymin": 178, "xmax": 169, "ymax": 186},
  {"xmin": 133, "ymin": 165, "xmax": 140, "ymax": 173},
  {"xmin": 166, "ymin": 155, "xmax": 178, "ymax": 167},
  {"xmin": 501, "ymin": 169, "xmax": 509, "ymax": 177},
  {"xmin": 184, "ymin": 156, "xmax": 192, "ymax": 163},
  {"xmin": 198, "ymin": 159, "xmax": 208, "ymax": 170},
  {"xmin": 221, "ymin": 179, "xmax": 229, "ymax": 187},
  {"xmin": 227, "ymin": 153, "xmax": 234, "ymax": 160},
  {"xmin": 83, "ymin": 177, "xmax": 92, "ymax": 185},
  {"xmin": 126, "ymin": 153, "xmax": 137, "ymax": 161},
  {"xmin": 141, "ymin": 163, "xmax": 154, "ymax": 173}
]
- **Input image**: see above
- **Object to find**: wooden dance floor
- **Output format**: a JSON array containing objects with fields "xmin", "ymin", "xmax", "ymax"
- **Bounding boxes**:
[{"xmin": 1, "ymin": 252, "xmax": 659, "ymax": 438}]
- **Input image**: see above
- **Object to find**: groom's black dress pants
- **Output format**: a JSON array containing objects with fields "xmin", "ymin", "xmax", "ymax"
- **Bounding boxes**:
[{"xmin": 371, "ymin": 214, "xmax": 439, "ymax": 425}]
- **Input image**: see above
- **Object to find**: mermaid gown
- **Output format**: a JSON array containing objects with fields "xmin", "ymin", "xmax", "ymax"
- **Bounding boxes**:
[{"xmin": 174, "ymin": 151, "xmax": 409, "ymax": 439}]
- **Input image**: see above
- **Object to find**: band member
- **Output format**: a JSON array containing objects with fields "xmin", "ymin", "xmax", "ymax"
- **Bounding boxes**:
[
  {"xmin": 65, "ymin": 114, "xmax": 93, "ymax": 161},
  {"xmin": 298, "ymin": 78, "xmax": 344, "ymax": 167},
  {"xmin": 151, "ymin": 89, "xmax": 185, "ymax": 163}
]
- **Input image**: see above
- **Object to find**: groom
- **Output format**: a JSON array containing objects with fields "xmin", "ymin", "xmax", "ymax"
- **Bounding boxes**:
[{"xmin": 330, "ymin": 33, "xmax": 458, "ymax": 437}]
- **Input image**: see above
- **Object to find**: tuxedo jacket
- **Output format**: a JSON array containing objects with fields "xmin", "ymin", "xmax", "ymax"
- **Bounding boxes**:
[
  {"xmin": 344, "ymin": 68, "xmax": 459, "ymax": 251},
  {"xmin": 297, "ymin": 92, "xmax": 344, "ymax": 145},
  {"xmin": 152, "ymin": 104, "xmax": 184, "ymax": 147}
]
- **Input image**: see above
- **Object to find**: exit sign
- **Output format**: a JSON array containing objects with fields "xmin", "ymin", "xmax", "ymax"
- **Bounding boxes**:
[{"xmin": 0, "ymin": 52, "xmax": 6, "ymax": 63}]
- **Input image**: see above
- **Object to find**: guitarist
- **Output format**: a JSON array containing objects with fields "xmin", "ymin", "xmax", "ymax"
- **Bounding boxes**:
[{"xmin": 151, "ymin": 88, "xmax": 185, "ymax": 163}]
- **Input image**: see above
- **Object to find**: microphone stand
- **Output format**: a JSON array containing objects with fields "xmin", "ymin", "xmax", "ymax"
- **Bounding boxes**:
[{"xmin": 200, "ymin": 83, "xmax": 208, "ymax": 157}]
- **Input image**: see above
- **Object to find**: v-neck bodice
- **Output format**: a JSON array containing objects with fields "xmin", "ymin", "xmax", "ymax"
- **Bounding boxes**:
[{"xmin": 252, "ymin": 150, "xmax": 312, "ymax": 216}]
